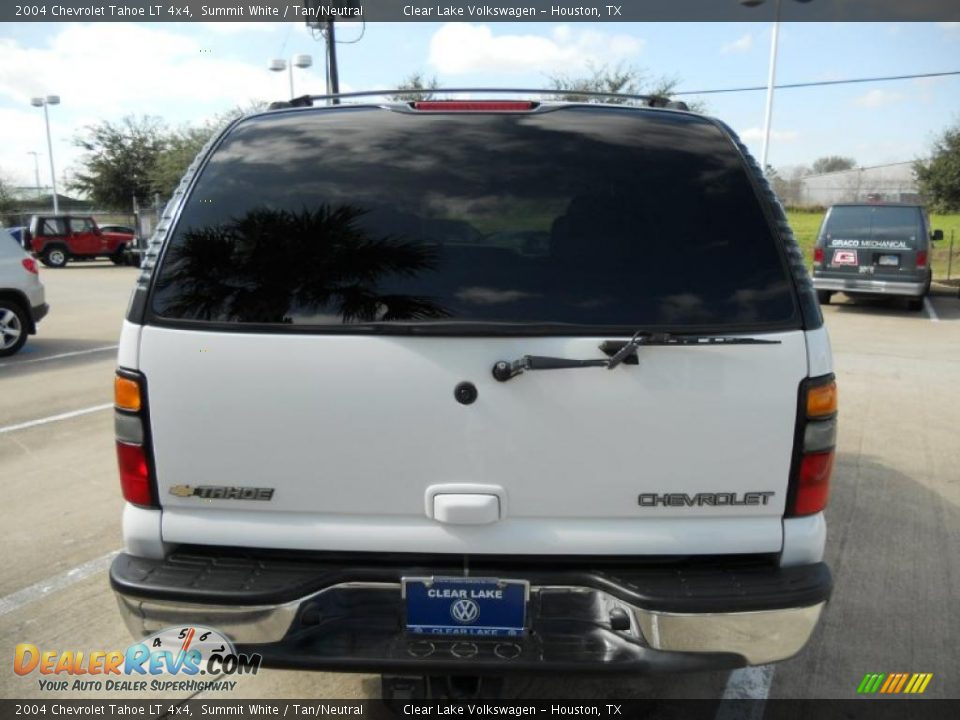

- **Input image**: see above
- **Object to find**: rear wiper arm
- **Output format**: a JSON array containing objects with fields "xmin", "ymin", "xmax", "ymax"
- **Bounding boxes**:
[{"xmin": 492, "ymin": 331, "xmax": 781, "ymax": 382}]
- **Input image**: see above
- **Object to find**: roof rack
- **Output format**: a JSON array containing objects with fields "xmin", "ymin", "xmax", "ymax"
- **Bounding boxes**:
[{"xmin": 267, "ymin": 87, "xmax": 689, "ymax": 112}]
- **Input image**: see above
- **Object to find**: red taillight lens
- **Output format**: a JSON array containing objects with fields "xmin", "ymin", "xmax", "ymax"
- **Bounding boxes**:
[
  {"xmin": 916, "ymin": 250, "xmax": 927, "ymax": 268},
  {"xmin": 813, "ymin": 247, "xmax": 824, "ymax": 264},
  {"xmin": 22, "ymin": 258, "xmax": 38, "ymax": 274},
  {"xmin": 793, "ymin": 451, "xmax": 835, "ymax": 515},
  {"xmin": 412, "ymin": 101, "xmax": 535, "ymax": 112},
  {"xmin": 117, "ymin": 441, "xmax": 152, "ymax": 506}
]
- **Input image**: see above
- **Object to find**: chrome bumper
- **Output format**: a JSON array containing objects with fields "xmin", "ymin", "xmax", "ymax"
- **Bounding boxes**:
[
  {"xmin": 117, "ymin": 583, "xmax": 825, "ymax": 667},
  {"xmin": 813, "ymin": 276, "xmax": 926, "ymax": 297}
]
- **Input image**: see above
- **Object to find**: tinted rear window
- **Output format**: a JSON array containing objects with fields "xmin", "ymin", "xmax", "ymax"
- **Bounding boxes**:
[
  {"xmin": 150, "ymin": 107, "xmax": 797, "ymax": 331},
  {"xmin": 820, "ymin": 206, "xmax": 923, "ymax": 246}
]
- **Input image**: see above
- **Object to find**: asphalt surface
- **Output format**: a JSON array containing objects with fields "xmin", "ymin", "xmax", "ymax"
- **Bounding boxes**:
[{"xmin": 1, "ymin": 263, "xmax": 958, "ymax": 701}]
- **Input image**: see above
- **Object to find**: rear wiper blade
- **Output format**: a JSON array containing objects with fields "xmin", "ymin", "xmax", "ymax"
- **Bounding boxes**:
[{"xmin": 492, "ymin": 331, "xmax": 781, "ymax": 382}]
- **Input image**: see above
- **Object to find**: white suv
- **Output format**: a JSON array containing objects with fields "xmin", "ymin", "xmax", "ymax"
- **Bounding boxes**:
[
  {"xmin": 109, "ymin": 95, "xmax": 837, "ymax": 693},
  {"xmin": 0, "ymin": 228, "xmax": 47, "ymax": 357}
]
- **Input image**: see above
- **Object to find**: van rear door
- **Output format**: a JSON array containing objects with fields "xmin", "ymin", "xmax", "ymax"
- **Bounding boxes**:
[{"xmin": 819, "ymin": 205, "xmax": 926, "ymax": 281}]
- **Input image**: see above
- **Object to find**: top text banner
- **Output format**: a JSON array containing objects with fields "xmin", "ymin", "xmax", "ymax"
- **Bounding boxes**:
[{"xmin": 4, "ymin": 1, "xmax": 960, "ymax": 23}]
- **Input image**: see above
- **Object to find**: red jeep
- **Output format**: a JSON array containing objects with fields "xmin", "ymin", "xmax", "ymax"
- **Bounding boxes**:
[{"xmin": 27, "ymin": 215, "xmax": 133, "ymax": 268}]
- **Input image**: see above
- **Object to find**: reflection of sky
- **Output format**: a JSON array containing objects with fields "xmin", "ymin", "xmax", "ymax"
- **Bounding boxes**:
[{"xmin": 157, "ymin": 106, "xmax": 799, "ymax": 328}]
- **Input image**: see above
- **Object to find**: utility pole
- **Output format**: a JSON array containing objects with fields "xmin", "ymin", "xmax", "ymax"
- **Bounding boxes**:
[{"xmin": 326, "ymin": 21, "xmax": 340, "ymax": 104}]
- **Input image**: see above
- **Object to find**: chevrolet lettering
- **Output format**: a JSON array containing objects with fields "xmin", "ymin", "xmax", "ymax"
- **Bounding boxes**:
[{"xmin": 638, "ymin": 492, "xmax": 776, "ymax": 507}]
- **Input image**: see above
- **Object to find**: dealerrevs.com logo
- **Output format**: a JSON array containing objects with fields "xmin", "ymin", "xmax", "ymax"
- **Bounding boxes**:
[{"xmin": 14, "ymin": 626, "xmax": 261, "ymax": 693}]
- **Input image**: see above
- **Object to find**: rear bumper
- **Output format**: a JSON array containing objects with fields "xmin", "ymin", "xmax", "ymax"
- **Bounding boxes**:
[
  {"xmin": 111, "ymin": 550, "xmax": 831, "ymax": 673},
  {"xmin": 812, "ymin": 275, "xmax": 926, "ymax": 297},
  {"xmin": 30, "ymin": 302, "xmax": 49, "ymax": 325}
]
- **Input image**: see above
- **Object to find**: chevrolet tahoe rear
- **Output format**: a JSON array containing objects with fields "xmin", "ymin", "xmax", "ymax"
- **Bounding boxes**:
[{"xmin": 109, "ymin": 96, "xmax": 835, "ymax": 682}]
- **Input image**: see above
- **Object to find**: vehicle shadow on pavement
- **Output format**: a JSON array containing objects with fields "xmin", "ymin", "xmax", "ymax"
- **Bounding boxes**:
[
  {"xmin": 0, "ymin": 337, "xmax": 117, "ymax": 371},
  {"xmin": 767, "ymin": 454, "xmax": 959, "ymax": 699},
  {"xmin": 827, "ymin": 286, "xmax": 959, "ymax": 321}
]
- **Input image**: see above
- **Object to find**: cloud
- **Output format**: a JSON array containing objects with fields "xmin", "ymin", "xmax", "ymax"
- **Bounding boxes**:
[
  {"xmin": 738, "ymin": 127, "xmax": 799, "ymax": 143},
  {"xmin": 853, "ymin": 89, "xmax": 904, "ymax": 108},
  {"xmin": 428, "ymin": 23, "xmax": 643, "ymax": 75},
  {"xmin": 721, "ymin": 34, "xmax": 753, "ymax": 54},
  {"xmin": 0, "ymin": 23, "xmax": 326, "ymax": 187},
  {"xmin": 198, "ymin": 22, "xmax": 278, "ymax": 34}
]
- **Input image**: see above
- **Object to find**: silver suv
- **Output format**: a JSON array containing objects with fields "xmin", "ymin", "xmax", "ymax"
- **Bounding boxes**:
[{"xmin": 0, "ymin": 228, "xmax": 47, "ymax": 357}]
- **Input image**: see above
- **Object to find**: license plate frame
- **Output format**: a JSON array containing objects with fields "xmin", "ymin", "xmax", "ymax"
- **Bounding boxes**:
[{"xmin": 402, "ymin": 576, "xmax": 529, "ymax": 637}]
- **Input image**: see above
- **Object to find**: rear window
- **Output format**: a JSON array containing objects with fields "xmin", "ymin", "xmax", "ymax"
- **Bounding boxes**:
[
  {"xmin": 149, "ymin": 107, "xmax": 798, "ymax": 331},
  {"xmin": 820, "ymin": 206, "xmax": 923, "ymax": 248}
]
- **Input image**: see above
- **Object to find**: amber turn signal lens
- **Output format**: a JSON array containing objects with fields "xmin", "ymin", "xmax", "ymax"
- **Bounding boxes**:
[
  {"xmin": 114, "ymin": 376, "xmax": 141, "ymax": 412},
  {"xmin": 807, "ymin": 380, "xmax": 837, "ymax": 418}
]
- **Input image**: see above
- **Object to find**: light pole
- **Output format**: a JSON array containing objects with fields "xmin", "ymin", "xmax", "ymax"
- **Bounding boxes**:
[
  {"xmin": 27, "ymin": 151, "xmax": 42, "ymax": 194},
  {"xmin": 268, "ymin": 54, "xmax": 313, "ymax": 98},
  {"xmin": 740, "ymin": 0, "xmax": 812, "ymax": 172},
  {"xmin": 30, "ymin": 95, "xmax": 60, "ymax": 213}
]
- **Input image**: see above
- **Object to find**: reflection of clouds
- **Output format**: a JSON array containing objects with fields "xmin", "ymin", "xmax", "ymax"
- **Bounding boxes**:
[
  {"xmin": 659, "ymin": 293, "xmax": 710, "ymax": 323},
  {"xmin": 727, "ymin": 282, "xmax": 793, "ymax": 324},
  {"xmin": 456, "ymin": 287, "xmax": 539, "ymax": 305}
]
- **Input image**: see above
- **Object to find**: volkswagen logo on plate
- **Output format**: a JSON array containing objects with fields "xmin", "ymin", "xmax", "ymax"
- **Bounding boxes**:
[{"xmin": 450, "ymin": 598, "xmax": 480, "ymax": 624}]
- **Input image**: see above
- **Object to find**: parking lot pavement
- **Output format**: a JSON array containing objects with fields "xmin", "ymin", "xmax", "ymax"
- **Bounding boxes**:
[{"xmin": 1, "ymin": 267, "xmax": 958, "ymax": 700}]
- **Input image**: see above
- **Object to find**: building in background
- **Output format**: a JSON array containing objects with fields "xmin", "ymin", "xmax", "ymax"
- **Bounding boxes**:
[{"xmin": 798, "ymin": 161, "xmax": 922, "ymax": 207}]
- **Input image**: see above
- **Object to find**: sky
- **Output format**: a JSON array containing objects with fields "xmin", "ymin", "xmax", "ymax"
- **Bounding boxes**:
[{"xmin": 0, "ymin": 20, "xmax": 958, "ymax": 193}]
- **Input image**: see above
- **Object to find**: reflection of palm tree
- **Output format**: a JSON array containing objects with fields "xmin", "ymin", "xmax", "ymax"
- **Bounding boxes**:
[{"xmin": 156, "ymin": 205, "xmax": 449, "ymax": 323}]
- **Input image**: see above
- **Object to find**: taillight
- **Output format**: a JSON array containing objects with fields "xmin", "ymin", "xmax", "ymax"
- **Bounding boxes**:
[
  {"xmin": 813, "ymin": 247, "xmax": 824, "ymax": 265},
  {"xmin": 787, "ymin": 374, "xmax": 837, "ymax": 517},
  {"xmin": 22, "ymin": 258, "xmax": 38, "ymax": 274},
  {"xmin": 117, "ymin": 442, "xmax": 152, "ymax": 506},
  {"xmin": 412, "ymin": 101, "xmax": 536, "ymax": 112},
  {"xmin": 114, "ymin": 370, "xmax": 156, "ymax": 507},
  {"xmin": 916, "ymin": 250, "xmax": 927, "ymax": 268}
]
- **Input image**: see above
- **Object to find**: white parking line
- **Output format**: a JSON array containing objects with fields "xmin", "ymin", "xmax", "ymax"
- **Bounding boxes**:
[
  {"xmin": 0, "ymin": 403, "xmax": 113, "ymax": 435},
  {"xmin": 923, "ymin": 297, "xmax": 939, "ymax": 322},
  {"xmin": 0, "ymin": 344, "xmax": 118, "ymax": 368},
  {"xmin": 0, "ymin": 550, "xmax": 121, "ymax": 617},
  {"xmin": 715, "ymin": 665, "xmax": 775, "ymax": 718}
]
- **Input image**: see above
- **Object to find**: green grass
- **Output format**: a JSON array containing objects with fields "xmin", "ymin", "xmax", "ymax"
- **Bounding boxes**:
[{"xmin": 785, "ymin": 210, "xmax": 960, "ymax": 281}]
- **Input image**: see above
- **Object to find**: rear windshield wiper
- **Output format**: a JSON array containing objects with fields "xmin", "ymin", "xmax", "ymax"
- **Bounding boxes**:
[{"xmin": 491, "ymin": 331, "xmax": 781, "ymax": 382}]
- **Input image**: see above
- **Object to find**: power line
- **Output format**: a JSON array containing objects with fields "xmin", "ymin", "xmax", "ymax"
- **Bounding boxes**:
[{"xmin": 674, "ymin": 70, "xmax": 960, "ymax": 96}]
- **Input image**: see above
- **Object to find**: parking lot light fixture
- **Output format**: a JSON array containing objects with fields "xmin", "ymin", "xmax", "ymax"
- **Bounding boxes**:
[
  {"xmin": 30, "ymin": 95, "xmax": 60, "ymax": 213},
  {"xmin": 269, "ymin": 55, "xmax": 313, "ymax": 98}
]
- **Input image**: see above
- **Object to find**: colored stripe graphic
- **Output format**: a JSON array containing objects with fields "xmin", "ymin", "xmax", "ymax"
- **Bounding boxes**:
[
  {"xmin": 858, "ymin": 673, "xmax": 885, "ymax": 694},
  {"xmin": 858, "ymin": 673, "xmax": 932, "ymax": 694}
]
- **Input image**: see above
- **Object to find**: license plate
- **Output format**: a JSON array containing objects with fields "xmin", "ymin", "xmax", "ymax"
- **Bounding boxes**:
[
  {"xmin": 403, "ymin": 577, "xmax": 528, "ymax": 637},
  {"xmin": 878, "ymin": 254, "xmax": 900, "ymax": 267}
]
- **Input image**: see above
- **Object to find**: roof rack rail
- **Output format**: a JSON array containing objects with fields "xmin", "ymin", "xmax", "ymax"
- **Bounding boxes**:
[{"xmin": 267, "ymin": 88, "xmax": 689, "ymax": 112}]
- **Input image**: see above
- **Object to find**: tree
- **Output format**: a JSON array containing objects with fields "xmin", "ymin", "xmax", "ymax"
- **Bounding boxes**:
[
  {"xmin": 0, "ymin": 172, "xmax": 17, "ymax": 215},
  {"xmin": 768, "ymin": 165, "xmax": 811, "ymax": 206},
  {"xmin": 546, "ymin": 63, "xmax": 704, "ymax": 111},
  {"xmin": 70, "ymin": 116, "xmax": 168, "ymax": 208},
  {"xmin": 149, "ymin": 103, "xmax": 269, "ymax": 199},
  {"xmin": 915, "ymin": 121, "xmax": 960, "ymax": 213},
  {"xmin": 811, "ymin": 156, "xmax": 856, "ymax": 175},
  {"xmin": 390, "ymin": 72, "xmax": 439, "ymax": 101}
]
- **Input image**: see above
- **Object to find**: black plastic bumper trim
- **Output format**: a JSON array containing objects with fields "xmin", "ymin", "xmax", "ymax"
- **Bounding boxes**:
[{"xmin": 110, "ymin": 548, "xmax": 832, "ymax": 615}]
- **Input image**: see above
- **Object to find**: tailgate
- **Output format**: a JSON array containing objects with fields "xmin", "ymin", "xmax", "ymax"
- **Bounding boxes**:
[{"xmin": 140, "ymin": 327, "xmax": 806, "ymax": 556}]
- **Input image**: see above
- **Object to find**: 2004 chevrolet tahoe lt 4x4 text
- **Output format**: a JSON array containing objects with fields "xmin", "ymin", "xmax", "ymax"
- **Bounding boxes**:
[{"xmin": 109, "ymin": 93, "xmax": 837, "ymax": 688}]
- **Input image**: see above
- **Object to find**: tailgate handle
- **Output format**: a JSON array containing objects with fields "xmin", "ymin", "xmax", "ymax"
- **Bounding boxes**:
[{"xmin": 432, "ymin": 494, "xmax": 501, "ymax": 525}]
